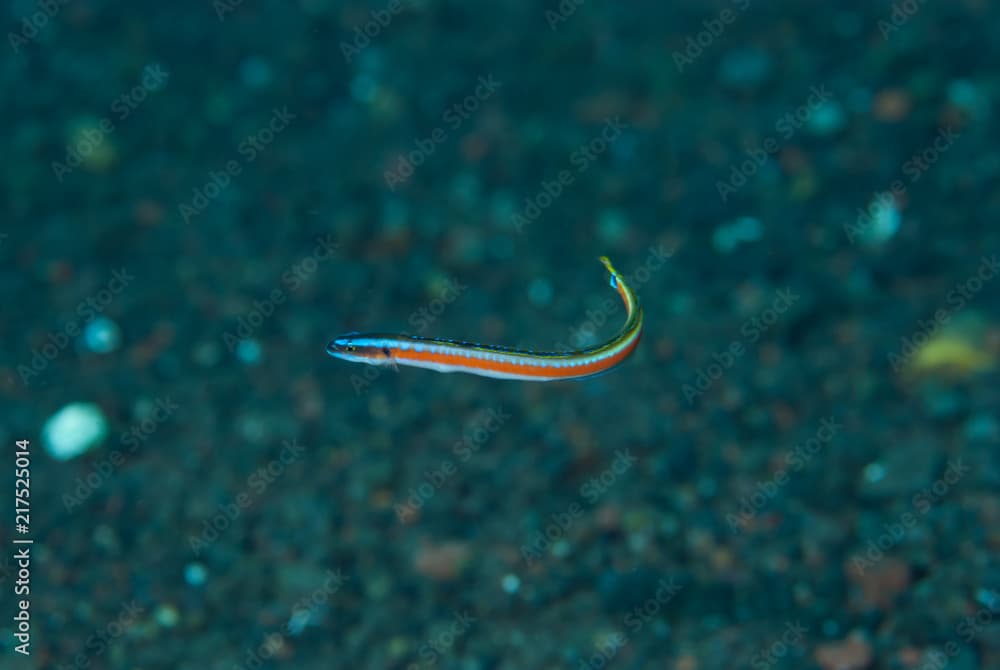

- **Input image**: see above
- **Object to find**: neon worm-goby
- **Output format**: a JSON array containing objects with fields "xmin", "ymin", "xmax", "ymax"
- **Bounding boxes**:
[{"xmin": 326, "ymin": 257, "xmax": 642, "ymax": 381}]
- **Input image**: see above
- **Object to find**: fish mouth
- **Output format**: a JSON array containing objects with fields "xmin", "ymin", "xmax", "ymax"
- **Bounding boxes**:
[
  {"xmin": 325, "ymin": 339, "xmax": 350, "ymax": 357},
  {"xmin": 326, "ymin": 332, "xmax": 361, "ymax": 356}
]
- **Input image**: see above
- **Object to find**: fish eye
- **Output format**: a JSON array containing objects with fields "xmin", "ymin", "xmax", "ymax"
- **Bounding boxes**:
[{"xmin": 346, "ymin": 345, "xmax": 356, "ymax": 352}]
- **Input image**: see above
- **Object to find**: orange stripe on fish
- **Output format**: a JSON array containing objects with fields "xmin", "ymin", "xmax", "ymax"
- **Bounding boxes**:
[{"xmin": 327, "ymin": 257, "xmax": 643, "ymax": 382}]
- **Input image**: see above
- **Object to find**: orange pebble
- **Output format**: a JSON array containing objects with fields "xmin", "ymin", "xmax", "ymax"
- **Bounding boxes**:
[
  {"xmin": 873, "ymin": 88, "xmax": 911, "ymax": 122},
  {"xmin": 414, "ymin": 540, "xmax": 470, "ymax": 581}
]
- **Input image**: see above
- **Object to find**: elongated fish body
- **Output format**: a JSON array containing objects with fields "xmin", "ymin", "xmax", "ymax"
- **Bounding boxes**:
[{"xmin": 327, "ymin": 257, "xmax": 642, "ymax": 381}]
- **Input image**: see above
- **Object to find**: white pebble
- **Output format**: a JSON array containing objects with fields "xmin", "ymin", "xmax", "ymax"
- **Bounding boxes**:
[
  {"xmin": 806, "ymin": 100, "xmax": 847, "ymax": 137},
  {"xmin": 501, "ymin": 574, "xmax": 520, "ymax": 594},
  {"xmin": 287, "ymin": 607, "xmax": 313, "ymax": 636},
  {"xmin": 856, "ymin": 194, "xmax": 900, "ymax": 248},
  {"xmin": 184, "ymin": 562, "xmax": 208, "ymax": 587},
  {"xmin": 83, "ymin": 316, "xmax": 121, "ymax": 354},
  {"xmin": 862, "ymin": 462, "xmax": 885, "ymax": 484},
  {"xmin": 41, "ymin": 402, "xmax": 108, "ymax": 461},
  {"xmin": 236, "ymin": 339, "xmax": 262, "ymax": 365}
]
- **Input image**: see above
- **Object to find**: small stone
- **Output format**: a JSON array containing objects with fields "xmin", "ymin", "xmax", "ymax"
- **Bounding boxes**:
[
  {"xmin": 859, "ymin": 444, "xmax": 936, "ymax": 500},
  {"xmin": 184, "ymin": 562, "xmax": 208, "ymax": 587},
  {"xmin": 873, "ymin": 88, "xmax": 911, "ymax": 122},
  {"xmin": 921, "ymin": 387, "xmax": 965, "ymax": 418},
  {"xmin": 414, "ymin": 541, "xmax": 470, "ymax": 581},
  {"xmin": 712, "ymin": 216, "xmax": 762, "ymax": 254},
  {"xmin": 42, "ymin": 403, "xmax": 108, "ymax": 461},
  {"xmin": 718, "ymin": 48, "xmax": 772, "ymax": 90},
  {"xmin": 92, "ymin": 524, "xmax": 119, "ymax": 552},
  {"xmin": 154, "ymin": 604, "xmax": 179, "ymax": 628},
  {"xmin": 963, "ymin": 414, "xmax": 998, "ymax": 442},
  {"xmin": 364, "ymin": 573, "xmax": 392, "ymax": 601},
  {"xmin": 501, "ymin": 574, "xmax": 520, "ymax": 594},
  {"xmin": 193, "ymin": 341, "xmax": 221, "ymax": 367},
  {"xmin": 975, "ymin": 588, "xmax": 1000, "ymax": 611},
  {"xmin": 947, "ymin": 79, "xmax": 989, "ymax": 120},
  {"xmin": 236, "ymin": 339, "xmax": 262, "ymax": 365},
  {"xmin": 387, "ymin": 636, "xmax": 411, "ymax": 660},
  {"xmin": 83, "ymin": 316, "xmax": 122, "ymax": 354},
  {"xmin": 674, "ymin": 653, "xmax": 698, "ymax": 670},
  {"xmin": 806, "ymin": 101, "xmax": 847, "ymax": 137},
  {"xmin": 287, "ymin": 607, "xmax": 313, "ymax": 636},
  {"xmin": 857, "ymin": 195, "xmax": 899, "ymax": 248},
  {"xmin": 861, "ymin": 462, "xmax": 885, "ymax": 484},
  {"xmin": 847, "ymin": 557, "xmax": 910, "ymax": 610},
  {"xmin": 66, "ymin": 117, "xmax": 117, "ymax": 172},
  {"xmin": 815, "ymin": 633, "xmax": 873, "ymax": 670},
  {"xmin": 551, "ymin": 539, "xmax": 571, "ymax": 559}
]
